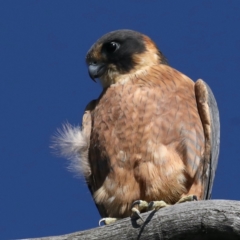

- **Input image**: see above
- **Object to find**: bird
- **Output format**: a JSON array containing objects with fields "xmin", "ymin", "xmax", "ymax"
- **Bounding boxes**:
[{"xmin": 53, "ymin": 29, "xmax": 220, "ymax": 225}]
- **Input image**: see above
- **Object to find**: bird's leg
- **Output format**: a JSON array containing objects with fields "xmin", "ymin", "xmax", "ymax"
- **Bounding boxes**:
[
  {"xmin": 176, "ymin": 195, "xmax": 198, "ymax": 204},
  {"xmin": 131, "ymin": 200, "xmax": 148, "ymax": 221},
  {"xmin": 99, "ymin": 217, "xmax": 120, "ymax": 226}
]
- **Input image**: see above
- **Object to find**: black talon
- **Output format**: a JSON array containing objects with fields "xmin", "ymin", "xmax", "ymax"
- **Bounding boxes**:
[
  {"xmin": 148, "ymin": 201, "xmax": 154, "ymax": 209},
  {"xmin": 131, "ymin": 200, "xmax": 142, "ymax": 208},
  {"xmin": 193, "ymin": 195, "xmax": 198, "ymax": 201},
  {"xmin": 132, "ymin": 211, "xmax": 144, "ymax": 222}
]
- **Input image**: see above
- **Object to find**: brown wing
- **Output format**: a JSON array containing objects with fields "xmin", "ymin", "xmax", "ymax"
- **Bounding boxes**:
[
  {"xmin": 82, "ymin": 99, "xmax": 110, "ymax": 218},
  {"xmin": 195, "ymin": 79, "xmax": 220, "ymax": 199}
]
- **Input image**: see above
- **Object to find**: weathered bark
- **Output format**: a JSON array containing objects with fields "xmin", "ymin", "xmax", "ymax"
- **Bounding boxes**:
[{"xmin": 26, "ymin": 200, "xmax": 240, "ymax": 240}]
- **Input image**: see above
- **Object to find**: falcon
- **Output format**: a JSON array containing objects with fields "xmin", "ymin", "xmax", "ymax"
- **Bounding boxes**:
[{"xmin": 53, "ymin": 29, "xmax": 220, "ymax": 225}]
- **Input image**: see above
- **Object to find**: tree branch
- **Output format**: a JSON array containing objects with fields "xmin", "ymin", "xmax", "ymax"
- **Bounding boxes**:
[{"xmin": 26, "ymin": 200, "xmax": 240, "ymax": 240}]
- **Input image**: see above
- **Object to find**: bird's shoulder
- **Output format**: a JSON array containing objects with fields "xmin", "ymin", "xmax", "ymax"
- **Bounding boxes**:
[
  {"xmin": 97, "ymin": 64, "xmax": 195, "ymax": 100},
  {"xmin": 91, "ymin": 64, "xmax": 197, "ymax": 124}
]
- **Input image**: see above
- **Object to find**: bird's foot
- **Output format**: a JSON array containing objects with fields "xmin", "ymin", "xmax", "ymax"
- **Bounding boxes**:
[
  {"xmin": 131, "ymin": 200, "xmax": 148, "ymax": 221},
  {"xmin": 99, "ymin": 217, "xmax": 119, "ymax": 226},
  {"xmin": 176, "ymin": 195, "xmax": 198, "ymax": 204},
  {"xmin": 131, "ymin": 199, "xmax": 169, "ymax": 221},
  {"xmin": 148, "ymin": 200, "xmax": 169, "ymax": 210},
  {"xmin": 130, "ymin": 196, "xmax": 197, "ymax": 222}
]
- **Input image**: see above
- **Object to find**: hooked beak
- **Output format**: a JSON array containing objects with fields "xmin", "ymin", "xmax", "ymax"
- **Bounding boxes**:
[{"xmin": 88, "ymin": 62, "xmax": 107, "ymax": 82}]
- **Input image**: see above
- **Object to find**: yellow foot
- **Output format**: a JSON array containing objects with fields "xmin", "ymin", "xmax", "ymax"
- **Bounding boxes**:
[
  {"xmin": 131, "ymin": 200, "xmax": 148, "ymax": 221},
  {"xmin": 99, "ymin": 217, "xmax": 119, "ymax": 226},
  {"xmin": 131, "ymin": 199, "xmax": 169, "ymax": 221},
  {"xmin": 177, "ymin": 195, "xmax": 198, "ymax": 204},
  {"xmin": 148, "ymin": 200, "xmax": 169, "ymax": 210}
]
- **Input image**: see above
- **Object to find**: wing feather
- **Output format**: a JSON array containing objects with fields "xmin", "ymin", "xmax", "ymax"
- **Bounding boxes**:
[{"xmin": 195, "ymin": 79, "xmax": 220, "ymax": 199}]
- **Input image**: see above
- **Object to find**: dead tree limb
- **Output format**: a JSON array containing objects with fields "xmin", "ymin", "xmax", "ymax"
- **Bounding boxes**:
[{"xmin": 26, "ymin": 200, "xmax": 240, "ymax": 240}]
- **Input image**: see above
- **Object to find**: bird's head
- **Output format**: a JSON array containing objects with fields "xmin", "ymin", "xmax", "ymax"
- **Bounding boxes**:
[{"xmin": 86, "ymin": 29, "xmax": 168, "ymax": 88}]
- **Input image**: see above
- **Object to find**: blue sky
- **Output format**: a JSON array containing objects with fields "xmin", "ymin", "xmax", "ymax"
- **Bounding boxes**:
[{"xmin": 1, "ymin": 1, "xmax": 240, "ymax": 239}]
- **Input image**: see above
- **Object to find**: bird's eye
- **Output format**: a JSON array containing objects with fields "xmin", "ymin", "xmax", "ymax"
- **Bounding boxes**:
[{"xmin": 105, "ymin": 42, "xmax": 120, "ymax": 53}]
